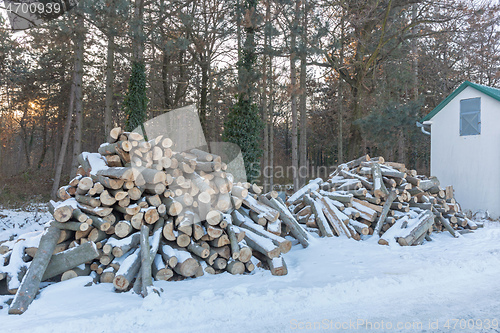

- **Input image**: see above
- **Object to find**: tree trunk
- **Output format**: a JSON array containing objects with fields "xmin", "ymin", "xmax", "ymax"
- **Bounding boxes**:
[
  {"xmin": 51, "ymin": 65, "xmax": 77, "ymax": 198},
  {"xmin": 261, "ymin": 0, "xmax": 271, "ymax": 192},
  {"xmin": 290, "ymin": 0, "xmax": 299, "ymax": 192},
  {"xmin": 104, "ymin": 1, "xmax": 115, "ymax": 139},
  {"xmin": 199, "ymin": 61, "xmax": 209, "ymax": 136},
  {"xmin": 132, "ymin": 0, "xmax": 145, "ymax": 62},
  {"xmin": 70, "ymin": 13, "xmax": 86, "ymax": 178},
  {"xmin": 298, "ymin": 0, "xmax": 308, "ymax": 188}
]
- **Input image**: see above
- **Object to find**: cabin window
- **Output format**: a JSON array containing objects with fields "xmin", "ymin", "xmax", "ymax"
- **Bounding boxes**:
[{"xmin": 460, "ymin": 97, "xmax": 481, "ymax": 136}]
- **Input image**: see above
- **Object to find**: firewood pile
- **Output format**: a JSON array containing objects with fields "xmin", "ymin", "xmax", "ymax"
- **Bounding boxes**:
[
  {"xmin": 286, "ymin": 155, "xmax": 482, "ymax": 246},
  {"xmin": 3, "ymin": 127, "xmax": 310, "ymax": 314}
]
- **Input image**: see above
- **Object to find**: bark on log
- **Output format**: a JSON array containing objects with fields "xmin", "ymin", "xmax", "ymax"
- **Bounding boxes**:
[
  {"xmin": 113, "ymin": 248, "xmax": 141, "ymax": 291},
  {"xmin": 397, "ymin": 211, "xmax": 434, "ymax": 246},
  {"xmin": 140, "ymin": 224, "xmax": 153, "ymax": 297},
  {"xmin": 9, "ymin": 226, "xmax": 61, "ymax": 314},
  {"xmin": 371, "ymin": 163, "xmax": 389, "ymax": 198},
  {"xmin": 226, "ymin": 260, "xmax": 245, "ymax": 275},
  {"xmin": 42, "ymin": 241, "xmax": 100, "ymax": 280},
  {"xmin": 373, "ymin": 190, "xmax": 397, "ymax": 236},
  {"xmin": 48, "ymin": 201, "xmax": 74, "ymax": 223},
  {"xmin": 263, "ymin": 197, "xmax": 309, "ymax": 248},
  {"xmin": 303, "ymin": 195, "xmax": 333, "ymax": 237}
]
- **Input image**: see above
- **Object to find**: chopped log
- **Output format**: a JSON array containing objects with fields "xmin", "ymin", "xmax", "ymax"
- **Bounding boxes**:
[
  {"xmin": 100, "ymin": 190, "xmax": 117, "ymax": 206},
  {"xmin": 78, "ymin": 204, "xmax": 113, "ymax": 217},
  {"xmin": 130, "ymin": 212, "xmax": 144, "ymax": 230},
  {"xmin": 397, "ymin": 210, "xmax": 434, "ymax": 246},
  {"xmin": 241, "ymin": 228, "xmax": 280, "ymax": 259},
  {"xmin": 349, "ymin": 220, "xmax": 370, "ymax": 235},
  {"xmin": 286, "ymin": 178, "xmax": 322, "ymax": 204},
  {"xmin": 51, "ymin": 220, "xmax": 89, "ymax": 232},
  {"xmin": 140, "ymin": 224, "xmax": 153, "ymax": 297},
  {"xmin": 226, "ymin": 225, "xmax": 240, "ymax": 260},
  {"xmin": 115, "ymin": 220, "xmax": 133, "ymax": 238},
  {"xmin": 210, "ymin": 257, "xmax": 226, "ymax": 270},
  {"xmin": 71, "ymin": 208, "xmax": 89, "ymax": 223},
  {"xmin": 110, "ymin": 232, "xmax": 141, "ymax": 258},
  {"xmin": 263, "ymin": 197, "xmax": 309, "ymax": 248},
  {"xmin": 187, "ymin": 241, "xmax": 210, "ymax": 259},
  {"xmin": 113, "ymin": 248, "xmax": 141, "ymax": 291},
  {"xmin": 318, "ymin": 190, "xmax": 353, "ymax": 203},
  {"xmin": 373, "ymin": 190, "xmax": 397, "ymax": 236},
  {"xmin": 319, "ymin": 197, "xmax": 350, "ymax": 238},
  {"xmin": 97, "ymin": 167, "xmax": 135, "ymax": 181},
  {"xmin": 162, "ymin": 217, "xmax": 176, "ymax": 241},
  {"xmin": 432, "ymin": 207, "xmax": 458, "ymax": 238},
  {"xmin": 226, "ymin": 260, "xmax": 245, "ymax": 274},
  {"xmin": 419, "ymin": 177, "xmax": 440, "ymax": 191},
  {"xmin": 57, "ymin": 186, "xmax": 71, "ymax": 201},
  {"xmin": 231, "ymin": 186, "xmax": 249, "ymax": 199},
  {"xmin": 171, "ymin": 249, "xmax": 199, "ymax": 277},
  {"xmin": 9, "ymin": 226, "xmax": 61, "ymax": 314},
  {"xmin": 162, "ymin": 197, "xmax": 183, "ymax": 216},
  {"xmin": 232, "ymin": 210, "xmax": 292, "ymax": 253},
  {"xmin": 113, "ymin": 204, "xmax": 141, "ymax": 216},
  {"xmin": 75, "ymin": 194, "xmax": 101, "ymax": 208},
  {"xmin": 42, "ymin": 241, "xmax": 100, "ymax": 281},
  {"xmin": 303, "ymin": 195, "xmax": 334, "ymax": 237},
  {"xmin": 212, "ymin": 245, "xmax": 231, "ymax": 260},
  {"xmin": 152, "ymin": 254, "xmax": 173, "ymax": 281},
  {"xmin": 208, "ymin": 234, "xmax": 230, "ymax": 247},
  {"xmin": 352, "ymin": 197, "xmax": 383, "ymax": 213},
  {"xmin": 87, "ymin": 215, "xmax": 110, "ymax": 232},
  {"xmin": 57, "ymin": 230, "xmax": 74, "ymax": 244},
  {"xmin": 254, "ymin": 252, "xmax": 288, "ymax": 276},
  {"xmin": 199, "ymin": 209, "xmax": 219, "ymax": 225},
  {"xmin": 158, "ymin": 244, "xmax": 179, "ymax": 268},
  {"xmin": 88, "ymin": 228, "xmax": 107, "ymax": 243},
  {"xmin": 48, "ymin": 201, "xmax": 74, "ymax": 223},
  {"xmin": 60, "ymin": 264, "xmax": 91, "ymax": 281},
  {"xmin": 143, "ymin": 207, "xmax": 160, "ymax": 225},
  {"xmin": 90, "ymin": 175, "xmax": 124, "ymax": 190},
  {"xmin": 176, "ymin": 232, "xmax": 191, "ymax": 247},
  {"xmin": 371, "ymin": 163, "xmax": 389, "ymax": 198},
  {"xmin": 339, "ymin": 170, "xmax": 373, "ymax": 190}
]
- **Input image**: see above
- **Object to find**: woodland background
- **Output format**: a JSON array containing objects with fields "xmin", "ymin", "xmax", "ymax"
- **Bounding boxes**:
[{"xmin": 0, "ymin": 0, "xmax": 498, "ymax": 205}]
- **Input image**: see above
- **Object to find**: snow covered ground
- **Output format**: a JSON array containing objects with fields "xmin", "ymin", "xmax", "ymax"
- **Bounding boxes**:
[{"xmin": 1, "ymin": 207, "xmax": 500, "ymax": 333}]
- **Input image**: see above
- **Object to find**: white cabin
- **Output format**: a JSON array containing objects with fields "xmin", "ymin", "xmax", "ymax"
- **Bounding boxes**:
[{"xmin": 420, "ymin": 81, "xmax": 500, "ymax": 218}]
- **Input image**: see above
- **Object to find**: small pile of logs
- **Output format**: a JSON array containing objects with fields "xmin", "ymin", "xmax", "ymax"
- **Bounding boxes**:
[
  {"xmin": 3, "ymin": 127, "xmax": 310, "ymax": 314},
  {"xmin": 287, "ymin": 155, "xmax": 482, "ymax": 246}
]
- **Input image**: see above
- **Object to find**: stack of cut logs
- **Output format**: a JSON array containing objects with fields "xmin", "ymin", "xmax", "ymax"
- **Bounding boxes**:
[
  {"xmin": 287, "ymin": 155, "xmax": 481, "ymax": 246},
  {"xmin": 3, "ymin": 127, "xmax": 311, "ymax": 314}
]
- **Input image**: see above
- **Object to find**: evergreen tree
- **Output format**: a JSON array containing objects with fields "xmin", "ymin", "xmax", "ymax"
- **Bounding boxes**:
[
  {"xmin": 222, "ymin": 0, "xmax": 262, "ymax": 182},
  {"xmin": 123, "ymin": 61, "xmax": 148, "ymax": 135}
]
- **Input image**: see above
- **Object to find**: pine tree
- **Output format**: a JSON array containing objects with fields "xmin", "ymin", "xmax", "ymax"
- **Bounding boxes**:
[
  {"xmin": 222, "ymin": 0, "xmax": 262, "ymax": 183},
  {"xmin": 123, "ymin": 61, "xmax": 148, "ymax": 135}
]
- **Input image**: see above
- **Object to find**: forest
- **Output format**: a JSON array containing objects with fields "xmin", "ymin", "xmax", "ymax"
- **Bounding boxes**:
[{"xmin": 0, "ymin": 0, "xmax": 498, "ymax": 205}]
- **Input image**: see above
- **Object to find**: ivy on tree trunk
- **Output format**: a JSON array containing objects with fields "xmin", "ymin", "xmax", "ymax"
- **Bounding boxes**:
[
  {"xmin": 223, "ymin": 0, "xmax": 262, "ymax": 183},
  {"xmin": 123, "ymin": 61, "xmax": 148, "ymax": 136}
]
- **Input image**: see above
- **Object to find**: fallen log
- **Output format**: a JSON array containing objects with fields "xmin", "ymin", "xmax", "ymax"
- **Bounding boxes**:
[{"xmin": 9, "ymin": 226, "xmax": 61, "ymax": 315}]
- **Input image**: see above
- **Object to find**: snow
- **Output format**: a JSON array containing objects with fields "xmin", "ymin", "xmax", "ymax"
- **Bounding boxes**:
[
  {"xmin": 81, "ymin": 152, "xmax": 108, "ymax": 176},
  {"xmin": 0, "ymin": 206, "xmax": 50, "ymax": 243},
  {"xmin": 52, "ymin": 198, "xmax": 78, "ymax": 209},
  {"xmin": 1, "ymin": 209, "xmax": 500, "ymax": 333},
  {"xmin": 286, "ymin": 178, "xmax": 322, "ymax": 203}
]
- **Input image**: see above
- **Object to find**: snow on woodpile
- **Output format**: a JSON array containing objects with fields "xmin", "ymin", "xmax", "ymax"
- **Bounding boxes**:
[
  {"xmin": 2, "ymin": 126, "xmax": 314, "ymax": 314},
  {"xmin": 287, "ymin": 155, "xmax": 483, "ymax": 245}
]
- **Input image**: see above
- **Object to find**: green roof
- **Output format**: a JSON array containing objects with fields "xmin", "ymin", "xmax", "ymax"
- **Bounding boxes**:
[{"xmin": 421, "ymin": 81, "xmax": 500, "ymax": 122}]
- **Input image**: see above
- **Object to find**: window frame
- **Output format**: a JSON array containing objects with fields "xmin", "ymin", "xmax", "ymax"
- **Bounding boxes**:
[{"xmin": 459, "ymin": 97, "xmax": 481, "ymax": 136}]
